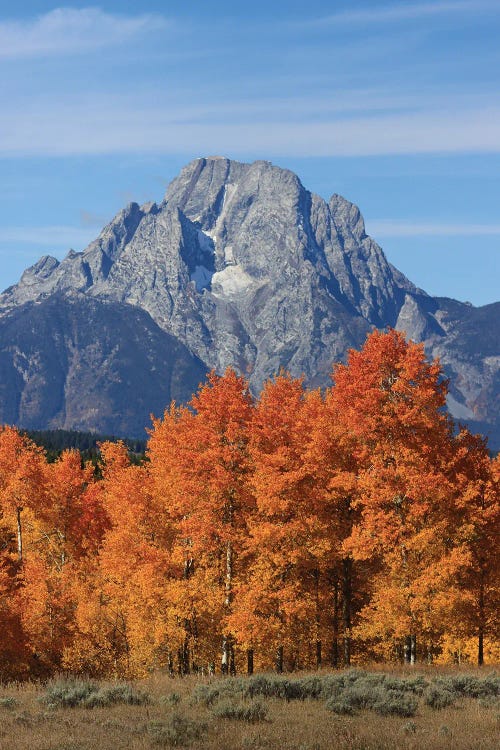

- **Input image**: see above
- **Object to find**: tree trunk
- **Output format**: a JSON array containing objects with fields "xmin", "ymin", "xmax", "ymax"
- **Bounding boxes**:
[
  {"xmin": 342, "ymin": 557, "xmax": 352, "ymax": 666},
  {"xmin": 178, "ymin": 639, "xmax": 190, "ymax": 675},
  {"xmin": 410, "ymin": 634, "xmax": 417, "ymax": 665},
  {"xmin": 404, "ymin": 635, "xmax": 411, "ymax": 664},
  {"xmin": 314, "ymin": 568, "xmax": 322, "ymax": 669},
  {"xmin": 331, "ymin": 577, "xmax": 339, "ymax": 668},
  {"xmin": 478, "ymin": 573, "xmax": 485, "ymax": 666},
  {"xmin": 247, "ymin": 649, "xmax": 254, "ymax": 675},
  {"xmin": 316, "ymin": 640, "xmax": 322, "ymax": 669},
  {"xmin": 221, "ymin": 540, "xmax": 233, "ymax": 675},
  {"xmin": 221, "ymin": 636, "xmax": 229, "ymax": 675},
  {"xmin": 276, "ymin": 645, "xmax": 284, "ymax": 673},
  {"xmin": 167, "ymin": 651, "xmax": 175, "ymax": 677},
  {"xmin": 184, "ymin": 555, "xmax": 194, "ymax": 579},
  {"xmin": 229, "ymin": 643, "xmax": 236, "ymax": 676},
  {"xmin": 16, "ymin": 506, "xmax": 23, "ymax": 563}
]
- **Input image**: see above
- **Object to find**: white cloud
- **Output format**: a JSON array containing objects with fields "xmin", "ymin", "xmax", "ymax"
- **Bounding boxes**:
[
  {"xmin": 0, "ymin": 7, "xmax": 168, "ymax": 59},
  {"xmin": 367, "ymin": 220, "xmax": 500, "ymax": 237},
  {"xmin": 0, "ymin": 95, "xmax": 499, "ymax": 157},
  {"xmin": 0, "ymin": 226, "xmax": 96, "ymax": 247},
  {"xmin": 304, "ymin": 0, "xmax": 499, "ymax": 28}
]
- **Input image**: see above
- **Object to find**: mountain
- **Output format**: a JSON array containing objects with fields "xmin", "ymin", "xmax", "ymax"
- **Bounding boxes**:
[{"xmin": 0, "ymin": 156, "xmax": 498, "ymax": 445}]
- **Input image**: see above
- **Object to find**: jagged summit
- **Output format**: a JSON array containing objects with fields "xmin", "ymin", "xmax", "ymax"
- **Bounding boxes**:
[{"xmin": 0, "ymin": 157, "xmax": 498, "ymax": 444}]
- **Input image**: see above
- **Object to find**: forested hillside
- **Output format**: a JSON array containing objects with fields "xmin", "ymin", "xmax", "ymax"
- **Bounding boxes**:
[{"xmin": 0, "ymin": 330, "xmax": 498, "ymax": 681}]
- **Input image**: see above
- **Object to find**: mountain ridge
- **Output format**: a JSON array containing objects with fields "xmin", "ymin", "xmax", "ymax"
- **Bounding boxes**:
[{"xmin": 1, "ymin": 156, "xmax": 498, "ymax": 445}]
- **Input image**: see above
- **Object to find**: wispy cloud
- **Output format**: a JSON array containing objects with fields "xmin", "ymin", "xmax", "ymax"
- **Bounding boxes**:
[
  {"xmin": 0, "ymin": 226, "xmax": 96, "ymax": 248},
  {"xmin": 0, "ymin": 95, "xmax": 498, "ymax": 157},
  {"xmin": 304, "ymin": 0, "xmax": 499, "ymax": 28},
  {"xmin": 367, "ymin": 220, "xmax": 500, "ymax": 237},
  {"xmin": 0, "ymin": 7, "xmax": 169, "ymax": 59}
]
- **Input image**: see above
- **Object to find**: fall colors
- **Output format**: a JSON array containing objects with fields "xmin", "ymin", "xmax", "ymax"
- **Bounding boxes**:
[{"xmin": 0, "ymin": 330, "xmax": 498, "ymax": 681}]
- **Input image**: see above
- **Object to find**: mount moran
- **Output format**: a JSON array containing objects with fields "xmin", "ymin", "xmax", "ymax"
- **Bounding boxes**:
[{"xmin": 0, "ymin": 156, "xmax": 498, "ymax": 446}]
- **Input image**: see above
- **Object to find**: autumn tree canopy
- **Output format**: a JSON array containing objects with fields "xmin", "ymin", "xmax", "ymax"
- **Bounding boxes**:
[{"xmin": 0, "ymin": 330, "xmax": 498, "ymax": 678}]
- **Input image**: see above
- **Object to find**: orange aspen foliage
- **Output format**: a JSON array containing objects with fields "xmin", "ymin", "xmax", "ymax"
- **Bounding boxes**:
[
  {"xmin": 20, "ymin": 450, "xmax": 95, "ymax": 674},
  {"xmin": 305, "ymin": 387, "xmax": 364, "ymax": 667},
  {"xmin": 0, "ymin": 519, "xmax": 30, "ymax": 679},
  {"xmin": 148, "ymin": 369, "xmax": 254, "ymax": 674},
  {"xmin": 0, "ymin": 427, "xmax": 49, "ymax": 675},
  {"xmin": 41, "ymin": 450, "xmax": 95, "ymax": 564},
  {"xmin": 232, "ymin": 374, "xmax": 309, "ymax": 671},
  {"xmin": 235, "ymin": 374, "xmax": 358, "ymax": 670},
  {"xmin": 331, "ymin": 329, "xmax": 457, "ymax": 663},
  {"xmin": 0, "ymin": 328, "xmax": 497, "ymax": 678},
  {"xmin": 0, "ymin": 426, "xmax": 46, "ymax": 562},
  {"xmin": 440, "ymin": 431, "xmax": 500, "ymax": 665},
  {"xmin": 62, "ymin": 442, "xmax": 136, "ymax": 676},
  {"xmin": 65, "ymin": 441, "xmax": 185, "ymax": 677}
]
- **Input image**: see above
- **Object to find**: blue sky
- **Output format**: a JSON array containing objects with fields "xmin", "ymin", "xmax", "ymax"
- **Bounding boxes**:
[{"xmin": 0, "ymin": 1, "xmax": 499, "ymax": 305}]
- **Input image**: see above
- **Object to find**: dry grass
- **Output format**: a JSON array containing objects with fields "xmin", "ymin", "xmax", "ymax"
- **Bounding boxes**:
[{"xmin": 0, "ymin": 667, "xmax": 497, "ymax": 750}]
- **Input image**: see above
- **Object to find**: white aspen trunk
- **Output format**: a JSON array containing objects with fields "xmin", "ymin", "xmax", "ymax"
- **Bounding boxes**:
[
  {"xmin": 221, "ymin": 539, "xmax": 232, "ymax": 674},
  {"xmin": 61, "ymin": 533, "xmax": 66, "ymax": 567},
  {"xmin": 314, "ymin": 569, "xmax": 321, "ymax": 668},
  {"xmin": 342, "ymin": 557, "xmax": 352, "ymax": 666},
  {"xmin": 61, "ymin": 519, "xmax": 67, "ymax": 567},
  {"xmin": 410, "ymin": 634, "xmax": 416, "ymax": 665},
  {"xmin": 16, "ymin": 506, "xmax": 23, "ymax": 563},
  {"xmin": 404, "ymin": 636, "xmax": 411, "ymax": 664}
]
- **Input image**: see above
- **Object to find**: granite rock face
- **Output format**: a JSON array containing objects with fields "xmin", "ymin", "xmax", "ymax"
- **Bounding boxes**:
[{"xmin": 0, "ymin": 157, "xmax": 498, "ymax": 445}]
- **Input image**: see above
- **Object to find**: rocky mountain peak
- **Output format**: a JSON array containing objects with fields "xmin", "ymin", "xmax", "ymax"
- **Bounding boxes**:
[
  {"xmin": 0, "ymin": 157, "xmax": 498, "ymax": 446},
  {"xmin": 329, "ymin": 193, "xmax": 366, "ymax": 241}
]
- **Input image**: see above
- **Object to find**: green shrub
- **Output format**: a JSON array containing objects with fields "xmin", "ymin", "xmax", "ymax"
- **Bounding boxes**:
[
  {"xmin": 317, "ymin": 674, "xmax": 346, "ymax": 700},
  {"xmin": 42, "ymin": 678, "xmax": 97, "ymax": 708},
  {"xmin": 293, "ymin": 676, "xmax": 324, "ymax": 700},
  {"xmin": 433, "ymin": 674, "xmax": 499, "ymax": 699},
  {"xmin": 424, "ymin": 685, "xmax": 456, "ymax": 710},
  {"xmin": 41, "ymin": 677, "xmax": 150, "ymax": 709},
  {"xmin": 244, "ymin": 675, "xmax": 289, "ymax": 700},
  {"xmin": 244, "ymin": 673, "xmax": 347, "ymax": 702},
  {"xmin": 211, "ymin": 698, "xmax": 268, "ymax": 722},
  {"xmin": 325, "ymin": 680, "xmax": 417, "ymax": 717},
  {"xmin": 148, "ymin": 714, "xmax": 208, "ymax": 746},
  {"xmin": 84, "ymin": 683, "xmax": 150, "ymax": 708},
  {"xmin": 372, "ymin": 691, "xmax": 418, "ymax": 717},
  {"xmin": 388, "ymin": 675, "xmax": 427, "ymax": 695},
  {"xmin": 325, "ymin": 697, "xmax": 356, "ymax": 715},
  {"xmin": 340, "ymin": 684, "xmax": 377, "ymax": 710},
  {"xmin": 191, "ymin": 683, "xmax": 222, "ymax": 706}
]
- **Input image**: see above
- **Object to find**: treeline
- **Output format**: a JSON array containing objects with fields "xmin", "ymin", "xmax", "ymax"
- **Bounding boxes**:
[
  {"xmin": 24, "ymin": 429, "xmax": 146, "ymax": 463},
  {"xmin": 0, "ymin": 330, "xmax": 498, "ymax": 681}
]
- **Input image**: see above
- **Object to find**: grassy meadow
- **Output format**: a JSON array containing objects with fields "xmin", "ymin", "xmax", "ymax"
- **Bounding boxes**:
[{"xmin": 0, "ymin": 666, "xmax": 498, "ymax": 750}]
